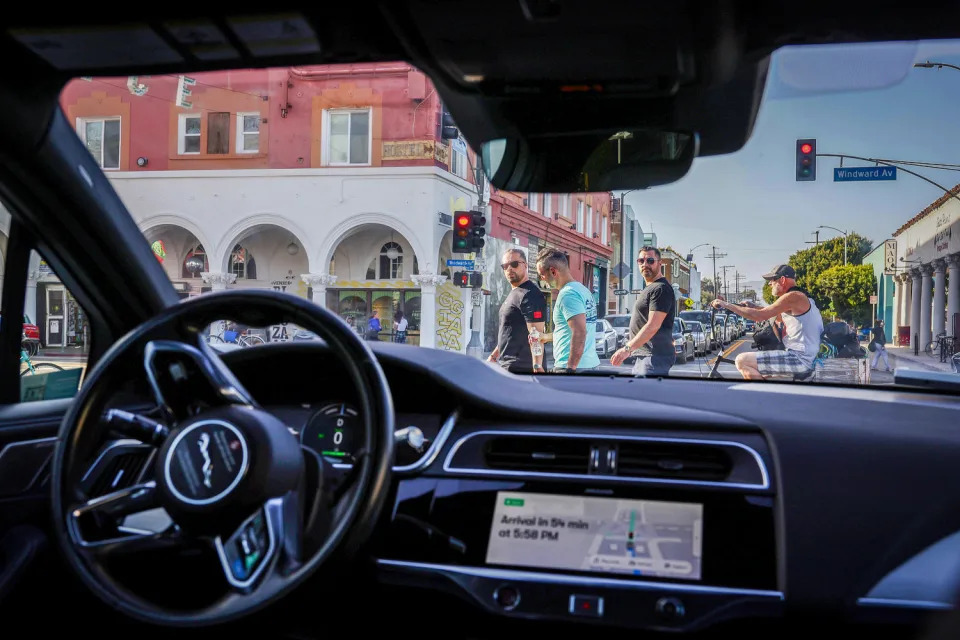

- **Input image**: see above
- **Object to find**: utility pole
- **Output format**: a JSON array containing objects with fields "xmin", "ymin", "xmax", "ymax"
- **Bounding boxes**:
[
  {"xmin": 806, "ymin": 230, "xmax": 820, "ymax": 248},
  {"xmin": 706, "ymin": 246, "xmax": 726, "ymax": 302},
  {"xmin": 720, "ymin": 265, "xmax": 734, "ymax": 301},
  {"xmin": 706, "ymin": 246, "xmax": 726, "ymax": 333},
  {"xmin": 734, "ymin": 272, "xmax": 746, "ymax": 302}
]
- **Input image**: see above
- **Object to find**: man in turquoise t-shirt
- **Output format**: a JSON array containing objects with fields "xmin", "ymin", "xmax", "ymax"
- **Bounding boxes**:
[{"xmin": 532, "ymin": 247, "xmax": 600, "ymax": 372}]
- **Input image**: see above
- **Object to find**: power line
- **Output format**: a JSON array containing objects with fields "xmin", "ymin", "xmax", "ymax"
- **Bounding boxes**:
[
  {"xmin": 89, "ymin": 78, "xmax": 262, "ymax": 119},
  {"xmin": 162, "ymin": 74, "xmax": 266, "ymax": 100}
]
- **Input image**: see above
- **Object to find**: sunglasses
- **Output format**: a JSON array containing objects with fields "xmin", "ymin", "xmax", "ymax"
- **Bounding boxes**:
[
  {"xmin": 638, "ymin": 257, "xmax": 658, "ymax": 265},
  {"xmin": 501, "ymin": 260, "xmax": 525, "ymax": 270}
]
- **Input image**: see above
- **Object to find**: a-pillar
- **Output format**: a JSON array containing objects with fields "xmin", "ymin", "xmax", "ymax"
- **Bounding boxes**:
[
  {"xmin": 947, "ymin": 254, "xmax": 960, "ymax": 336},
  {"xmin": 412, "ymin": 273, "xmax": 447, "ymax": 349},
  {"xmin": 910, "ymin": 269, "xmax": 922, "ymax": 349},
  {"xmin": 201, "ymin": 272, "xmax": 237, "ymax": 336},
  {"xmin": 301, "ymin": 274, "xmax": 338, "ymax": 308},
  {"xmin": 932, "ymin": 259, "xmax": 947, "ymax": 339},
  {"xmin": 919, "ymin": 264, "xmax": 933, "ymax": 350}
]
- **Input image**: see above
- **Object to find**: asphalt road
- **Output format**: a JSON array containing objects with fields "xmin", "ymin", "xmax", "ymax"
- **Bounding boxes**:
[{"xmin": 598, "ymin": 337, "xmax": 755, "ymax": 379}]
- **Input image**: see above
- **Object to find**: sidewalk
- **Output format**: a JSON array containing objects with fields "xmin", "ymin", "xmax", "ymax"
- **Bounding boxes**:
[
  {"xmin": 886, "ymin": 346, "xmax": 958, "ymax": 374},
  {"xmin": 37, "ymin": 346, "xmax": 89, "ymax": 360}
]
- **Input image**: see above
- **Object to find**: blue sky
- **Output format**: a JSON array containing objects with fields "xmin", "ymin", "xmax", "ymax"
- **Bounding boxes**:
[{"xmin": 624, "ymin": 38, "xmax": 960, "ymax": 287}]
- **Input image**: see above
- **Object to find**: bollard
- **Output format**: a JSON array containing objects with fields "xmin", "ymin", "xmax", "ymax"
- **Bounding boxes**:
[{"xmin": 914, "ymin": 333, "xmax": 919, "ymax": 356}]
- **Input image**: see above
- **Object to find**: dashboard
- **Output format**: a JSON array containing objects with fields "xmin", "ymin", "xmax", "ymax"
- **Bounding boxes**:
[{"xmin": 5, "ymin": 340, "xmax": 960, "ymax": 635}]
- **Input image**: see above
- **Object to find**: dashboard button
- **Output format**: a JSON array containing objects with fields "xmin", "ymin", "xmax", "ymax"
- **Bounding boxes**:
[
  {"xmin": 655, "ymin": 596, "xmax": 685, "ymax": 620},
  {"xmin": 493, "ymin": 584, "xmax": 520, "ymax": 610},
  {"xmin": 569, "ymin": 594, "xmax": 603, "ymax": 617}
]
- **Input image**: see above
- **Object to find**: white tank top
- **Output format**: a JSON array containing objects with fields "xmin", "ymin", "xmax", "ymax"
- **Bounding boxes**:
[{"xmin": 781, "ymin": 292, "xmax": 823, "ymax": 364}]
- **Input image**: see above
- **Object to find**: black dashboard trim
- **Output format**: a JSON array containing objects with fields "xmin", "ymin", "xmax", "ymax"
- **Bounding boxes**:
[{"xmin": 376, "ymin": 558, "xmax": 785, "ymax": 598}]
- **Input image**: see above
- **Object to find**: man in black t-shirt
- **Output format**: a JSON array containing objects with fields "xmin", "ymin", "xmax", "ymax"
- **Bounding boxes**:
[
  {"xmin": 610, "ymin": 246, "xmax": 676, "ymax": 376},
  {"xmin": 487, "ymin": 248, "xmax": 548, "ymax": 373}
]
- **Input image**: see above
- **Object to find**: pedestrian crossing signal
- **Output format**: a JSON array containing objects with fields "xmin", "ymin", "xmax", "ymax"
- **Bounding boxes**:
[{"xmin": 453, "ymin": 271, "xmax": 470, "ymax": 287}]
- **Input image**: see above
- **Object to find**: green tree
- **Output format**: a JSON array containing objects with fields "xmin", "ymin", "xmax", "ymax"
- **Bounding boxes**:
[
  {"xmin": 700, "ymin": 278, "xmax": 715, "ymax": 307},
  {"xmin": 815, "ymin": 264, "xmax": 876, "ymax": 326},
  {"xmin": 741, "ymin": 288, "xmax": 757, "ymax": 302},
  {"xmin": 787, "ymin": 232, "xmax": 873, "ymax": 307},
  {"xmin": 762, "ymin": 281, "xmax": 775, "ymax": 304}
]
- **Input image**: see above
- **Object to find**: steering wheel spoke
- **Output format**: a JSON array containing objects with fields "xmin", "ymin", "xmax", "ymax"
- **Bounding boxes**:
[
  {"xmin": 144, "ymin": 339, "xmax": 259, "ymax": 423},
  {"xmin": 214, "ymin": 494, "xmax": 302, "ymax": 593},
  {"xmin": 67, "ymin": 482, "xmax": 181, "ymax": 555}
]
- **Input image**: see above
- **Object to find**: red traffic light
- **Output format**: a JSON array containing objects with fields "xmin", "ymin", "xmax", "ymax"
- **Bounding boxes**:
[
  {"xmin": 456, "ymin": 215, "xmax": 470, "ymax": 227},
  {"xmin": 800, "ymin": 143, "xmax": 812, "ymax": 154}
]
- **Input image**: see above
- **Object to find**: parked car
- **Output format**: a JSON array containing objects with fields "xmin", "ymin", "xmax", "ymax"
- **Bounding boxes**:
[
  {"xmin": 673, "ymin": 318, "xmax": 696, "ymax": 364},
  {"xmin": 0, "ymin": 313, "xmax": 42, "ymax": 355},
  {"xmin": 685, "ymin": 320, "xmax": 709, "ymax": 356},
  {"xmin": 714, "ymin": 314, "xmax": 735, "ymax": 345},
  {"xmin": 745, "ymin": 318, "xmax": 756, "ymax": 332},
  {"xmin": 595, "ymin": 318, "xmax": 618, "ymax": 359},
  {"xmin": 678, "ymin": 310, "xmax": 716, "ymax": 352},
  {"xmin": 604, "ymin": 313, "xmax": 631, "ymax": 348}
]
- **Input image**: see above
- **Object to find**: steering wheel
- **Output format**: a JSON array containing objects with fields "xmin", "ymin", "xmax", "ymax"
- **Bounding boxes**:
[{"xmin": 49, "ymin": 290, "xmax": 394, "ymax": 625}]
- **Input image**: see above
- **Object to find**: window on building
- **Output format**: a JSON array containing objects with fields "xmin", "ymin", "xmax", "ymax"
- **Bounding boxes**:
[
  {"xmin": 528, "ymin": 193, "xmax": 538, "ymax": 212},
  {"xmin": 229, "ymin": 244, "xmax": 257, "ymax": 279},
  {"xmin": 77, "ymin": 117, "xmax": 120, "ymax": 169},
  {"xmin": 327, "ymin": 109, "xmax": 371, "ymax": 165},
  {"xmin": 559, "ymin": 195, "xmax": 569, "ymax": 218},
  {"xmin": 379, "ymin": 242, "xmax": 403, "ymax": 279},
  {"xmin": 586, "ymin": 204, "xmax": 593, "ymax": 237},
  {"xmin": 543, "ymin": 194, "xmax": 552, "ymax": 218},
  {"xmin": 602, "ymin": 216, "xmax": 608, "ymax": 244},
  {"xmin": 181, "ymin": 245, "xmax": 208, "ymax": 278},
  {"xmin": 450, "ymin": 145, "xmax": 468, "ymax": 179},
  {"xmin": 236, "ymin": 112, "xmax": 260, "ymax": 153},
  {"xmin": 207, "ymin": 112, "xmax": 230, "ymax": 154},
  {"xmin": 577, "ymin": 201, "xmax": 585, "ymax": 232},
  {"xmin": 178, "ymin": 114, "xmax": 201, "ymax": 154}
]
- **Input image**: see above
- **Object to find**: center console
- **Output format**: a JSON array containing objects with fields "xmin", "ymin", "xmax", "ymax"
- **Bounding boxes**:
[{"xmin": 375, "ymin": 477, "xmax": 781, "ymax": 631}]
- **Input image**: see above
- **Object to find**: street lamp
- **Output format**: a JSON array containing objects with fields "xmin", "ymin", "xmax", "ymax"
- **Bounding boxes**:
[
  {"xmin": 616, "ymin": 188, "xmax": 640, "ymax": 313},
  {"xmin": 817, "ymin": 225, "xmax": 848, "ymax": 265},
  {"xmin": 686, "ymin": 243, "xmax": 709, "ymax": 263}
]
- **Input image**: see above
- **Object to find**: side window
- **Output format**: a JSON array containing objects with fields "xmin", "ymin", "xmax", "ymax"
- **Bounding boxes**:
[{"xmin": 2, "ymin": 240, "xmax": 90, "ymax": 403}]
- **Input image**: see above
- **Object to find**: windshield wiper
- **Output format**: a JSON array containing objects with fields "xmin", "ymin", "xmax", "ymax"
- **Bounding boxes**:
[{"xmin": 893, "ymin": 368, "xmax": 960, "ymax": 392}]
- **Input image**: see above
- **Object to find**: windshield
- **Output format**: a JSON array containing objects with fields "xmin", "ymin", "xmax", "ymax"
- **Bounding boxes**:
[{"xmin": 60, "ymin": 39, "xmax": 960, "ymax": 388}]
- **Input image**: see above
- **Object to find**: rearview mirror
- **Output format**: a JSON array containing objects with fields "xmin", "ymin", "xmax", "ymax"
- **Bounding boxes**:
[{"xmin": 481, "ymin": 129, "xmax": 698, "ymax": 193}]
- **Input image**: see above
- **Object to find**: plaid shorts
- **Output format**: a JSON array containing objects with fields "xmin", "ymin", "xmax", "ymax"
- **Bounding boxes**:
[{"xmin": 755, "ymin": 349, "xmax": 814, "ymax": 378}]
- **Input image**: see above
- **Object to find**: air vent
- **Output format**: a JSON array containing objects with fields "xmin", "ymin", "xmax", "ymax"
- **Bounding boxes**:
[
  {"xmin": 89, "ymin": 450, "xmax": 150, "ymax": 497},
  {"xmin": 484, "ymin": 436, "xmax": 590, "ymax": 473},
  {"xmin": 617, "ymin": 442, "xmax": 732, "ymax": 481}
]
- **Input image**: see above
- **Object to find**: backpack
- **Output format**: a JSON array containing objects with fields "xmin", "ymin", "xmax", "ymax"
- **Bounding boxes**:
[
  {"xmin": 752, "ymin": 319, "xmax": 785, "ymax": 351},
  {"xmin": 821, "ymin": 321, "xmax": 865, "ymax": 358}
]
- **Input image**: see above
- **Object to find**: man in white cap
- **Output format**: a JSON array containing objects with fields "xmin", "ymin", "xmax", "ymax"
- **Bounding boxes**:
[{"xmin": 711, "ymin": 264, "xmax": 823, "ymax": 380}]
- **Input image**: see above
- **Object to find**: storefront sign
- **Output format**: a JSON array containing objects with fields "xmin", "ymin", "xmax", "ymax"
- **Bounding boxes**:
[
  {"xmin": 382, "ymin": 139, "xmax": 449, "ymax": 164},
  {"xmin": 884, "ymin": 239, "xmax": 897, "ymax": 275}
]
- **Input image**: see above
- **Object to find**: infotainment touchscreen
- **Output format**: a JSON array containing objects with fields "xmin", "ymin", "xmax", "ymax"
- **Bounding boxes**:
[{"xmin": 485, "ymin": 492, "xmax": 703, "ymax": 580}]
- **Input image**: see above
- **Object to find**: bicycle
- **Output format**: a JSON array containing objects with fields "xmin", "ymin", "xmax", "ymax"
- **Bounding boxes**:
[
  {"xmin": 19, "ymin": 348, "xmax": 64, "ymax": 377},
  {"xmin": 924, "ymin": 332, "xmax": 954, "ymax": 362},
  {"xmin": 207, "ymin": 329, "xmax": 266, "ymax": 347},
  {"xmin": 706, "ymin": 342, "xmax": 816, "ymax": 382}
]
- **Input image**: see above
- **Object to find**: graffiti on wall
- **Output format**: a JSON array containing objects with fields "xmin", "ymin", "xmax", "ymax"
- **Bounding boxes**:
[{"xmin": 436, "ymin": 281, "xmax": 465, "ymax": 351}]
